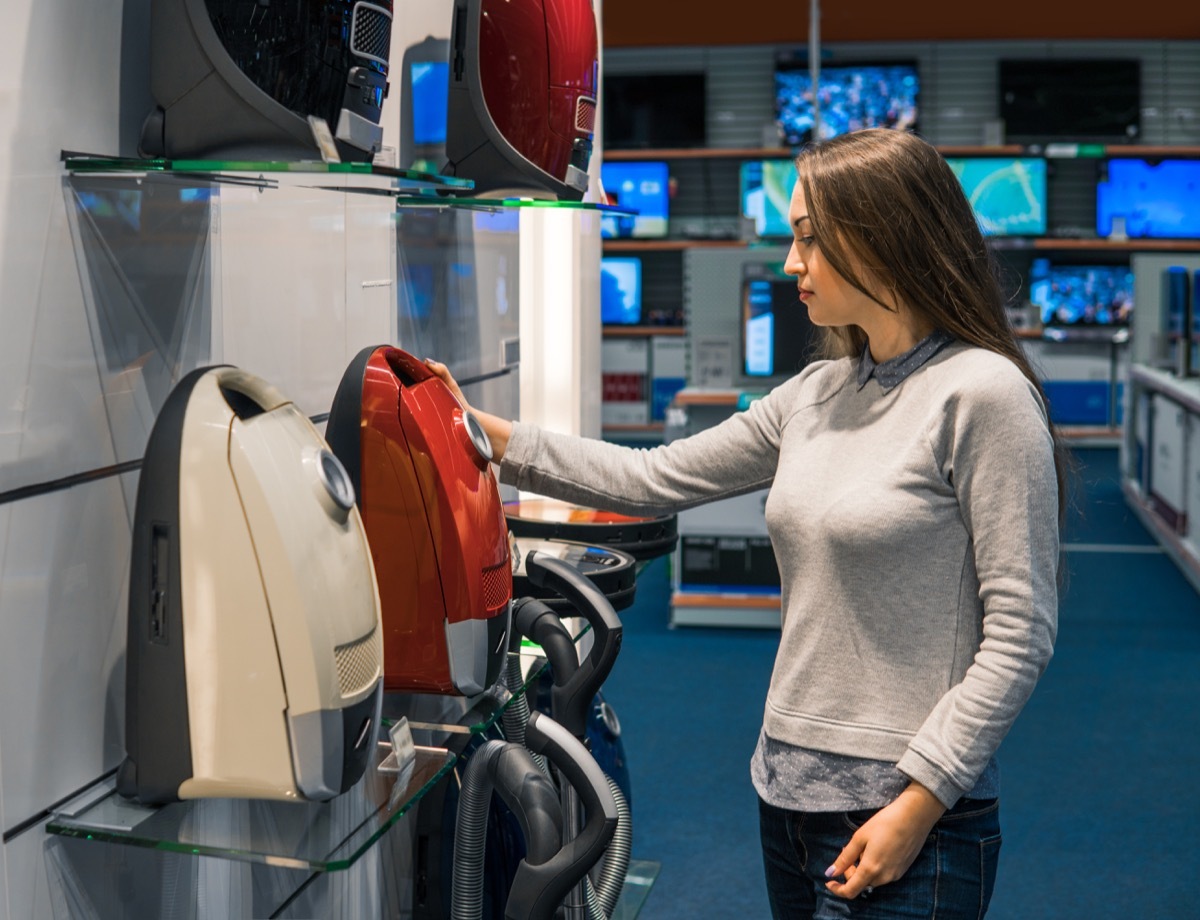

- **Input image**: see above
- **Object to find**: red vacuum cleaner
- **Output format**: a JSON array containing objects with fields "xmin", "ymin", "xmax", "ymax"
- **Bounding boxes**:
[
  {"xmin": 326, "ymin": 345, "xmax": 512, "ymax": 696},
  {"xmin": 444, "ymin": 0, "xmax": 599, "ymax": 200}
]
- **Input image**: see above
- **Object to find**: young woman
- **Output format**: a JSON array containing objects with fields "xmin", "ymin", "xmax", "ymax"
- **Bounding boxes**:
[{"xmin": 426, "ymin": 127, "xmax": 1063, "ymax": 919}]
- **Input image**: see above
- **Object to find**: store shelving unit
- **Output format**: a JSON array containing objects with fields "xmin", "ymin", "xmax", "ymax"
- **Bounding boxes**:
[
  {"xmin": 29, "ymin": 157, "xmax": 656, "ymax": 919},
  {"xmin": 1120, "ymin": 364, "xmax": 1200, "ymax": 594}
]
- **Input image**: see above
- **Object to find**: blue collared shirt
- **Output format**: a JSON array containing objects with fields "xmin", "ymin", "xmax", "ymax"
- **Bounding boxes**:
[{"xmin": 856, "ymin": 328, "xmax": 956, "ymax": 391}]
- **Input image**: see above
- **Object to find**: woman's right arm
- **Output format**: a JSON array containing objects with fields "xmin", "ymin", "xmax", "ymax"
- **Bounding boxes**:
[
  {"xmin": 426, "ymin": 357, "xmax": 828, "ymax": 518},
  {"xmin": 425, "ymin": 359, "xmax": 513, "ymax": 459}
]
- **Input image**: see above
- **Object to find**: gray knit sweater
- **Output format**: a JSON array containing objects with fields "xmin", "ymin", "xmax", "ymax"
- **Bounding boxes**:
[{"xmin": 499, "ymin": 341, "xmax": 1060, "ymax": 807}]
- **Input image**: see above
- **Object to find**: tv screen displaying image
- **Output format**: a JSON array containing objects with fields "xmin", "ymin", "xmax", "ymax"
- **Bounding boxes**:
[
  {"xmin": 603, "ymin": 72, "xmax": 707, "ymax": 149},
  {"xmin": 1000, "ymin": 59, "xmax": 1140, "ymax": 141},
  {"xmin": 742, "ymin": 273, "xmax": 817, "ymax": 378},
  {"xmin": 600, "ymin": 257, "xmax": 643, "ymax": 325},
  {"xmin": 740, "ymin": 160, "xmax": 797, "ymax": 238},
  {"xmin": 1096, "ymin": 159, "xmax": 1200, "ymax": 239},
  {"xmin": 600, "ymin": 161, "xmax": 670, "ymax": 239},
  {"xmin": 774, "ymin": 59, "xmax": 919, "ymax": 146},
  {"xmin": 1029, "ymin": 259, "xmax": 1134, "ymax": 327},
  {"xmin": 410, "ymin": 60, "xmax": 449, "ymax": 145},
  {"xmin": 944, "ymin": 157, "xmax": 1047, "ymax": 236}
]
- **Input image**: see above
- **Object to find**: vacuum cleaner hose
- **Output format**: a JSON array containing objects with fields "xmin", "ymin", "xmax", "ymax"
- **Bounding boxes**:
[
  {"xmin": 502, "ymin": 650, "xmax": 548, "ymax": 775},
  {"xmin": 451, "ymin": 740, "xmax": 563, "ymax": 920},
  {"xmin": 591, "ymin": 774, "xmax": 632, "ymax": 918}
]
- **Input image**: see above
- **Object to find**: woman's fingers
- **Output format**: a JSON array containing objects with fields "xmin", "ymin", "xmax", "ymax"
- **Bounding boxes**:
[{"xmin": 424, "ymin": 358, "xmax": 468, "ymax": 407}]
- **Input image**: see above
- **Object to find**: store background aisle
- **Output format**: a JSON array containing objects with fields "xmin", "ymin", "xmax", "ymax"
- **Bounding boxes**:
[{"xmin": 600, "ymin": 446, "xmax": 1200, "ymax": 919}]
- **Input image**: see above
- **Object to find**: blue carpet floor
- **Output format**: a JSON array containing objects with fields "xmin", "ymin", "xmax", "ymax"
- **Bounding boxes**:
[{"xmin": 601, "ymin": 447, "xmax": 1200, "ymax": 919}]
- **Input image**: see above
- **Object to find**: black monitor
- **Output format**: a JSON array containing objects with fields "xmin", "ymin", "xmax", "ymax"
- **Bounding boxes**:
[
  {"xmin": 999, "ymin": 59, "xmax": 1140, "ymax": 142},
  {"xmin": 774, "ymin": 55, "xmax": 919, "ymax": 146},
  {"xmin": 741, "ymin": 267, "xmax": 818, "ymax": 380},
  {"xmin": 602, "ymin": 73, "xmax": 707, "ymax": 149}
]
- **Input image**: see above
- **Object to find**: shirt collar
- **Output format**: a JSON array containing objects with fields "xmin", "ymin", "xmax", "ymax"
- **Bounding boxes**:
[{"xmin": 856, "ymin": 329, "xmax": 955, "ymax": 391}]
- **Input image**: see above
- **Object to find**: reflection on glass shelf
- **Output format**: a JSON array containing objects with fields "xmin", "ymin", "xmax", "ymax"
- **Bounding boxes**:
[
  {"xmin": 393, "ymin": 637, "xmax": 592, "ymax": 745},
  {"xmin": 61, "ymin": 153, "xmax": 473, "ymax": 191},
  {"xmin": 393, "ymin": 197, "xmax": 637, "ymax": 215},
  {"xmin": 45, "ymin": 744, "xmax": 453, "ymax": 872},
  {"xmin": 611, "ymin": 859, "xmax": 662, "ymax": 920}
]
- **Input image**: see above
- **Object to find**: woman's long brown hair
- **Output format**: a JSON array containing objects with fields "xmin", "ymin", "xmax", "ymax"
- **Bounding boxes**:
[{"xmin": 794, "ymin": 128, "xmax": 1071, "ymax": 522}]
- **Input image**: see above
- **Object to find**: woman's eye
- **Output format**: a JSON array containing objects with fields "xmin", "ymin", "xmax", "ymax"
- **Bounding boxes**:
[{"xmin": 795, "ymin": 235, "xmax": 814, "ymax": 246}]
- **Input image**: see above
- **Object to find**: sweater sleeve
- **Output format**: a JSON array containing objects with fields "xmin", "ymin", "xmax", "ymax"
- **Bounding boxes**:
[
  {"xmin": 499, "ymin": 363, "xmax": 835, "ymax": 517},
  {"xmin": 897, "ymin": 365, "xmax": 1060, "ymax": 807}
]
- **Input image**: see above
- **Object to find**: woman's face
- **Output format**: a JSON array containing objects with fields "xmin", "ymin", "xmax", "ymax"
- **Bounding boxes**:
[{"xmin": 783, "ymin": 181, "xmax": 882, "ymax": 330}]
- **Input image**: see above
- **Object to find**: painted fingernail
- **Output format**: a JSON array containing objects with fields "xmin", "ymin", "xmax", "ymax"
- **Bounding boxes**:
[{"xmin": 824, "ymin": 865, "xmax": 837, "ymax": 878}]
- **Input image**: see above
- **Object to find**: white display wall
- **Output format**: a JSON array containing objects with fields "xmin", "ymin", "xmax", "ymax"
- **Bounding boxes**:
[{"xmin": 0, "ymin": 1, "xmax": 607, "ymax": 916}]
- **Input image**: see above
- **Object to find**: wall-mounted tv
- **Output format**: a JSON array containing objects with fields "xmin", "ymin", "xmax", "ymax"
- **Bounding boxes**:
[
  {"xmin": 600, "ymin": 161, "xmax": 670, "ymax": 239},
  {"xmin": 774, "ymin": 56, "xmax": 919, "ymax": 146},
  {"xmin": 1096, "ymin": 159, "xmax": 1200, "ymax": 239},
  {"xmin": 741, "ymin": 268, "xmax": 817, "ymax": 379},
  {"xmin": 410, "ymin": 60, "xmax": 449, "ymax": 145},
  {"xmin": 1029, "ymin": 259, "xmax": 1134, "ymax": 327},
  {"xmin": 600, "ymin": 257, "xmax": 643, "ymax": 325},
  {"xmin": 943, "ymin": 157, "xmax": 1047, "ymax": 237},
  {"xmin": 740, "ymin": 160, "xmax": 797, "ymax": 238},
  {"xmin": 603, "ymin": 72, "xmax": 707, "ymax": 150},
  {"xmin": 399, "ymin": 36, "xmax": 450, "ymax": 170},
  {"xmin": 999, "ymin": 59, "xmax": 1140, "ymax": 141}
]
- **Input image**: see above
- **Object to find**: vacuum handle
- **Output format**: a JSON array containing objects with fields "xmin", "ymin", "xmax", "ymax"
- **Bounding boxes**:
[
  {"xmin": 512, "ymin": 597, "xmax": 579, "ymax": 682},
  {"xmin": 524, "ymin": 552, "xmax": 623, "ymax": 727},
  {"xmin": 212, "ymin": 366, "xmax": 290, "ymax": 413},
  {"xmin": 506, "ymin": 712, "xmax": 618, "ymax": 920}
]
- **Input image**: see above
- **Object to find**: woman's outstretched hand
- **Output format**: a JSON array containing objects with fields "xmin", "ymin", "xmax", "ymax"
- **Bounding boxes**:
[
  {"xmin": 824, "ymin": 782, "xmax": 946, "ymax": 900},
  {"xmin": 424, "ymin": 358, "xmax": 514, "ymax": 463}
]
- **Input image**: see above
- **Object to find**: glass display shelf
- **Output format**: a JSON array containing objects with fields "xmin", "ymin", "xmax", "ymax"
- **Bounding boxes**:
[
  {"xmin": 387, "ymin": 632, "xmax": 592, "ymax": 747},
  {"xmin": 393, "ymin": 196, "xmax": 637, "ymax": 216},
  {"xmin": 610, "ymin": 859, "xmax": 662, "ymax": 920},
  {"xmin": 60, "ymin": 152, "xmax": 473, "ymax": 194},
  {"xmin": 44, "ymin": 743, "xmax": 454, "ymax": 872}
]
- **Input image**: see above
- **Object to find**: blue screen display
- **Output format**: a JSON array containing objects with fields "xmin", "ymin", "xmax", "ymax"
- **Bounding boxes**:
[
  {"xmin": 742, "ymin": 276, "xmax": 817, "ymax": 378},
  {"xmin": 1096, "ymin": 159, "xmax": 1200, "ymax": 239},
  {"xmin": 1029, "ymin": 259, "xmax": 1134, "ymax": 326},
  {"xmin": 600, "ymin": 257, "xmax": 643, "ymax": 325},
  {"xmin": 600, "ymin": 161, "xmax": 670, "ymax": 239},
  {"xmin": 944, "ymin": 157, "xmax": 1047, "ymax": 236},
  {"xmin": 740, "ymin": 160, "xmax": 797, "ymax": 238},
  {"xmin": 775, "ymin": 63, "xmax": 919, "ymax": 146},
  {"xmin": 411, "ymin": 61, "xmax": 449, "ymax": 145}
]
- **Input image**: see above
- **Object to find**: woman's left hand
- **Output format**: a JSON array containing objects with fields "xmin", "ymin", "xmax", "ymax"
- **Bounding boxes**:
[{"xmin": 824, "ymin": 782, "xmax": 947, "ymax": 899}]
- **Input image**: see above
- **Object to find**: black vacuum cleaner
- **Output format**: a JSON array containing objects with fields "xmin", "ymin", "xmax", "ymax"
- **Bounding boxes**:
[{"xmin": 450, "ymin": 711, "xmax": 618, "ymax": 920}]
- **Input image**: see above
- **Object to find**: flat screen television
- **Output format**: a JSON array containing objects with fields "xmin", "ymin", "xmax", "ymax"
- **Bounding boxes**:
[
  {"xmin": 397, "ymin": 36, "xmax": 449, "ymax": 170},
  {"xmin": 600, "ymin": 161, "xmax": 670, "ymax": 239},
  {"xmin": 1029, "ymin": 259, "xmax": 1134, "ymax": 327},
  {"xmin": 740, "ymin": 160, "xmax": 798, "ymax": 238},
  {"xmin": 603, "ymin": 72, "xmax": 707, "ymax": 149},
  {"xmin": 600, "ymin": 257, "xmax": 643, "ymax": 325},
  {"xmin": 943, "ymin": 157, "xmax": 1047, "ymax": 237},
  {"xmin": 999, "ymin": 59, "xmax": 1140, "ymax": 141},
  {"xmin": 741, "ymin": 270, "xmax": 817, "ymax": 379},
  {"xmin": 410, "ymin": 60, "xmax": 449, "ymax": 145},
  {"xmin": 774, "ymin": 57, "xmax": 919, "ymax": 146},
  {"xmin": 1096, "ymin": 159, "xmax": 1200, "ymax": 239}
]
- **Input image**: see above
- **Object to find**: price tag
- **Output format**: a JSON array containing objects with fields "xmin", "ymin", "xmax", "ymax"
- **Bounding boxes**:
[{"xmin": 387, "ymin": 716, "xmax": 416, "ymax": 773}]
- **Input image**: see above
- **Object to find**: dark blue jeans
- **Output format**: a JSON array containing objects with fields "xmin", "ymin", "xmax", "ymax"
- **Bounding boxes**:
[{"xmin": 759, "ymin": 796, "xmax": 1002, "ymax": 919}]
